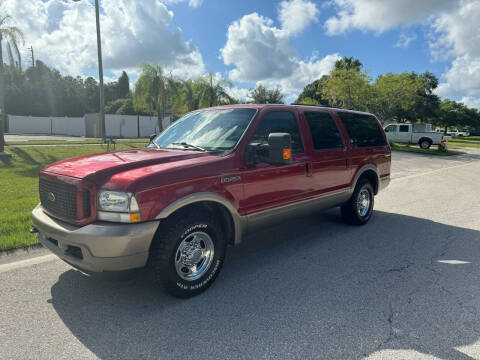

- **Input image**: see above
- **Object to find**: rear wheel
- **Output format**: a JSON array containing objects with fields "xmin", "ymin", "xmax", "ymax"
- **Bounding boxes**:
[
  {"xmin": 341, "ymin": 178, "xmax": 374, "ymax": 225},
  {"xmin": 419, "ymin": 139, "xmax": 432, "ymax": 149},
  {"xmin": 149, "ymin": 213, "xmax": 226, "ymax": 298}
]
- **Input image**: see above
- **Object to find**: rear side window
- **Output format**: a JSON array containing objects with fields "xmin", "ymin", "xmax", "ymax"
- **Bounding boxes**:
[
  {"xmin": 250, "ymin": 111, "xmax": 304, "ymax": 153},
  {"xmin": 399, "ymin": 125, "xmax": 409, "ymax": 133},
  {"xmin": 338, "ymin": 113, "xmax": 386, "ymax": 147},
  {"xmin": 305, "ymin": 112, "xmax": 344, "ymax": 150}
]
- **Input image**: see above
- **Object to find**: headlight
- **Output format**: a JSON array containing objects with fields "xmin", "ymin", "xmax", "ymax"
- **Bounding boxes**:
[{"xmin": 97, "ymin": 190, "xmax": 141, "ymax": 223}]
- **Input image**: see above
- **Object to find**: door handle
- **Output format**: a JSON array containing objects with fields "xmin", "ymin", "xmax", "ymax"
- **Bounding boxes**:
[{"xmin": 297, "ymin": 163, "xmax": 305, "ymax": 167}]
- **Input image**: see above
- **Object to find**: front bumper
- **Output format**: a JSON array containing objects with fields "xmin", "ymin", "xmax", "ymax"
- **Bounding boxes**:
[{"xmin": 31, "ymin": 204, "xmax": 159, "ymax": 273}]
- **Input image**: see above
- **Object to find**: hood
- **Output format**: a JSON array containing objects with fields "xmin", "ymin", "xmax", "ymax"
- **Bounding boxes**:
[{"xmin": 41, "ymin": 148, "xmax": 209, "ymax": 182}]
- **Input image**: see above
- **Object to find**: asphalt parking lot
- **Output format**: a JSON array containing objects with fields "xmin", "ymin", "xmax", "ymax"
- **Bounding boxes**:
[{"xmin": 1, "ymin": 150, "xmax": 480, "ymax": 360}]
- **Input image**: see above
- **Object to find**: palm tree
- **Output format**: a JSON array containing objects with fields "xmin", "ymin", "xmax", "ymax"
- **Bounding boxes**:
[
  {"xmin": 198, "ymin": 72, "xmax": 234, "ymax": 107},
  {"xmin": 182, "ymin": 79, "xmax": 202, "ymax": 112},
  {"xmin": 334, "ymin": 56, "xmax": 362, "ymax": 72},
  {"xmin": 0, "ymin": 13, "xmax": 24, "ymax": 154},
  {"xmin": 133, "ymin": 64, "xmax": 179, "ymax": 132}
]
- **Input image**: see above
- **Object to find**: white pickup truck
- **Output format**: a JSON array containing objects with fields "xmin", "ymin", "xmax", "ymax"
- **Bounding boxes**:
[{"xmin": 384, "ymin": 123, "xmax": 444, "ymax": 149}]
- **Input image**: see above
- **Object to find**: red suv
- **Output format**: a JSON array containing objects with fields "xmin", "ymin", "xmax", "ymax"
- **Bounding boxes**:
[{"xmin": 31, "ymin": 105, "xmax": 391, "ymax": 297}]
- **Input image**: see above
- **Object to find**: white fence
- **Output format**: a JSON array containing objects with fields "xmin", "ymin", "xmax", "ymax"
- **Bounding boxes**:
[{"xmin": 7, "ymin": 114, "xmax": 171, "ymax": 138}]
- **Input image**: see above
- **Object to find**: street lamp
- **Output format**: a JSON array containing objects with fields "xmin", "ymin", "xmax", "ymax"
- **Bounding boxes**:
[{"xmin": 73, "ymin": 0, "xmax": 106, "ymax": 141}]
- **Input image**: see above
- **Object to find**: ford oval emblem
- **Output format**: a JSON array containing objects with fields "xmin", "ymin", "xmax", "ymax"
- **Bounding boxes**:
[{"xmin": 47, "ymin": 192, "xmax": 56, "ymax": 202}]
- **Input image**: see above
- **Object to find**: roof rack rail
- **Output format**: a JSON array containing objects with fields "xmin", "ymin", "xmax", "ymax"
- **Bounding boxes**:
[{"xmin": 290, "ymin": 103, "xmax": 327, "ymax": 107}]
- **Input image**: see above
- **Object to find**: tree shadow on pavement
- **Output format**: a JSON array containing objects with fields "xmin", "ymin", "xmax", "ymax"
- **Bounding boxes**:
[{"xmin": 50, "ymin": 210, "xmax": 480, "ymax": 360}]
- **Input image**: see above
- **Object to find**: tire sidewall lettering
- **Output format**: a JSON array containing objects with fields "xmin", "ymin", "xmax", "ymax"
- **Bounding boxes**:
[{"xmin": 180, "ymin": 223, "xmax": 208, "ymax": 240}]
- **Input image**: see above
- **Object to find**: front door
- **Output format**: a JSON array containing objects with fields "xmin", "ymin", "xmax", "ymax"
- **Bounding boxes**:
[{"xmin": 240, "ymin": 110, "xmax": 312, "ymax": 215}]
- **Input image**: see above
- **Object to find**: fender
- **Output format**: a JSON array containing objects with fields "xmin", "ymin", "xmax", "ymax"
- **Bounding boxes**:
[
  {"xmin": 155, "ymin": 192, "xmax": 246, "ymax": 245},
  {"xmin": 351, "ymin": 164, "xmax": 380, "ymax": 194}
]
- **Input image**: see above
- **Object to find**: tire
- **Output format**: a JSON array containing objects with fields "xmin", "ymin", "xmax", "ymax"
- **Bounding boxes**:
[
  {"xmin": 341, "ymin": 178, "xmax": 374, "ymax": 225},
  {"xmin": 419, "ymin": 139, "xmax": 431, "ymax": 149},
  {"xmin": 149, "ymin": 212, "xmax": 226, "ymax": 298}
]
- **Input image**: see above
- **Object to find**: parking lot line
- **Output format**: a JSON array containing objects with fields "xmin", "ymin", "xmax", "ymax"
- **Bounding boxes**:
[{"xmin": 0, "ymin": 254, "xmax": 57, "ymax": 273}]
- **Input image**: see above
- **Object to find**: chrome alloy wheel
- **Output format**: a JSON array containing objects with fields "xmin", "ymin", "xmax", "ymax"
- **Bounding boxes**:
[
  {"xmin": 357, "ymin": 189, "xmax": 371, "ymax": 217},
  {"xmin": 175, "ymin": 231, "xmax": 214, "ymax": 281}
]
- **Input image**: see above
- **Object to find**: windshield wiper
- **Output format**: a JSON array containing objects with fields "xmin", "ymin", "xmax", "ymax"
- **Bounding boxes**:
[{"xmin": 171, "ymin": 142, "xmax": 206, "ymax": 152}]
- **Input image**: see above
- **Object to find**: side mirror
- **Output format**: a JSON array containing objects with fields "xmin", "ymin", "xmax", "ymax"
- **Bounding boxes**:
[
  {"xmin": 246, "ymin": 133, "xmax": 292, "ymax": 166},
  {"xmin": 267, "ymin": 133, "xmax": 292, "ymax": 165},
  {"xmin": 149, "ymin": 133, "xmax": 157, "ymax": 142}
]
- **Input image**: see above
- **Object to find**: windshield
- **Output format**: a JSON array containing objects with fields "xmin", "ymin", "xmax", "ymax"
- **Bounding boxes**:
[{"xmin": 151, "ymin": 108, "xmax": 256, "ymax": 151}]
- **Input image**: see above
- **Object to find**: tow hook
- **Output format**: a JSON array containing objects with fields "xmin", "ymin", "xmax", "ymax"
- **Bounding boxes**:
[{"xmin": 30, "ymin": 227, "xmax": 39, "ymax": 234}]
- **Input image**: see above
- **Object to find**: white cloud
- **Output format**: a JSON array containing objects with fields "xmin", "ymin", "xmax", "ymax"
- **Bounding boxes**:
[
  {"xmin": 225, "ymin": 86, "xmax": 250, "ymax": 102},
  {"xmin": 278, "ymin": 0, "xmax": 319, "ymax": 36},
  {"xmin": 4, "ymin": 0, "xmax": 205, "ymax": 79},
  {"xmin": 429, "ymin": 1, "xmax": 480, "ymax": 99},
  {"xmin": 429, "ymin": 1, "xmax": 480, "ymax": 61},
  {"xmin": 258, "ymin": 53, "xmax": 340, "ymax": 100},
  {"xmin": 188, "ymin": 0, "xmax": 204, "ymax": 8},
  {"xmin": 220, "ymin": 8, "xmax": 339, "ymax": 101},
  {"xmin": 461, "ymin": 96, "xmax": 480, "ymax": 109},
  {"xmin": 394, "ymin": 33, "xmax": 417, "ymax": 48},
  {"xmin": 163, "ymin": 0, "xmax": 204, "ymax": 8},
  {"xmin": 435, "ymin": 55, "xmax": 480, "ymax": 97},
  {"xmin": 221, "ymin": 13, "xmax": 297, "ymax": 82},
  {"xmin": 324, "ymin": 0, "xmax": 454, "ymax": 35}
]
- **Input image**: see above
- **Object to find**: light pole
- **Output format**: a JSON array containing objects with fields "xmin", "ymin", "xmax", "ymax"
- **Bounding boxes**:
[{"xmin": 73, "ymin": 0, "xmax": 106, "ymax": 141}]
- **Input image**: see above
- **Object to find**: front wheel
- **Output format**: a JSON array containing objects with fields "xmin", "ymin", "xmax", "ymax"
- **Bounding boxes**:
[
  {"xmin": 341, "ymin": 179, "xmax": 374, "ymax": 225},
  {"xmin": 149, "ymin": 213, "xmax": 226, "ymax": 298}
]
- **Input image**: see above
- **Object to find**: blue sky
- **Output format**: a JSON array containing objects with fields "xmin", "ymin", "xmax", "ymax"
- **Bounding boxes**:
[
  {"xmin": 5, "ymin": 0, "xmax": 480, "ymax": 107},
  {"xmin": 171, "ymin": 1, "xmax": 443, "ymax": 81}
]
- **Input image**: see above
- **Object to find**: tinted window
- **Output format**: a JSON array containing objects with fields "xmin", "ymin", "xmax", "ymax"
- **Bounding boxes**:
[
  {"xmin": 338, "ymin": 113, "xmax": 386, "ymax": 147},
  {"xmin": 305, "ymin": 112, "xmax": 344, "ymax": 150},
  {"xmin": 250, "ymin": 111, "xmax": 304, "ymax": 153},
  {"xmin": 399, "ymin": 125, "xmax": 409, "ymax": 133}
]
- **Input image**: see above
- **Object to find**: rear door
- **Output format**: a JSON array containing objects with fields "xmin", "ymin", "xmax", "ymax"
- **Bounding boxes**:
[
  {"xmin": 302, "ymin": 110, "xmax": 351, "ymax": 194},
  {"xmin": 240, "ymin": 110, "xmax": 312, "ymax": 214}
]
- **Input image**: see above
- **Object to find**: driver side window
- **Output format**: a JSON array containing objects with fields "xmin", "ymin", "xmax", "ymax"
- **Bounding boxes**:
[{"xmin": 250, "ymin": 111, "xmax": 304, "ymax": 153}]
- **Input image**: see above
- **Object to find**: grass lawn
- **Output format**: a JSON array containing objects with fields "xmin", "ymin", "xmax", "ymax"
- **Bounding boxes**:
[
  {"xmin": 0, "ymin": 143, "xmax": 146, "ymax": 251},
  {"xmin": 448, "ymin": 137, "xmax": 480, "ymax": 148},
  {"xmin": 390, "ymin": 142, "xmax": 464, "ymax": 156}
]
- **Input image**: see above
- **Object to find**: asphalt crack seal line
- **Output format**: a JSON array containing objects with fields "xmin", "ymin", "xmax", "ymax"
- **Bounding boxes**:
[{"xmin": 0, "ymin": 254, "xmax": 57, "ymax": 273}]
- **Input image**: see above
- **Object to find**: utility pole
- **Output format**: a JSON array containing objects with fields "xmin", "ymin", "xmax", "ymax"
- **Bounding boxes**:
[
  {"xmin": 29, "ymin": 46, "xmax": 35, "ymax": 68},
  {"xmin": 73, "ymin": 0, "xmax": 105, "ymax": 141},
  {"xmin": 94, "ymin": 0, "xmax": 106, "ymax": 141}
]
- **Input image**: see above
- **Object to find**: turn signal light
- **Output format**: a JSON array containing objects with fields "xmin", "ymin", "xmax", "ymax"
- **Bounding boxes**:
[
  {"xmin": 283, "ymin": 148, "xmax": 292, "ymax": 160},
  {"xmin": 130, "ymin": 213, "xmax": 141, "ymax": 223}
]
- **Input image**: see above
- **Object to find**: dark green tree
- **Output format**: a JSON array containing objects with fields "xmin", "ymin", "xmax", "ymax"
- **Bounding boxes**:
[
  {"xmin": 294, "ymin": 75, "xmax": 329, "ymax": 105},
  {"xmin": 249, "ymin": 84, "xmax": 284, "ymax": 104},
  {"xmin": 433, "ymin": 99, "xmax": 479, "ymax": 133},
  {"xmin": 117, "ymin": 71, "xmax": 129, "ymax": 99}
]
